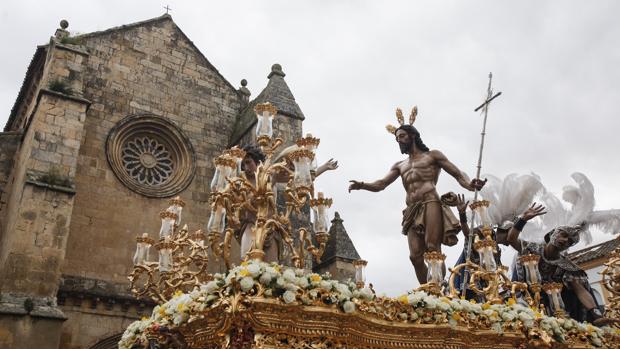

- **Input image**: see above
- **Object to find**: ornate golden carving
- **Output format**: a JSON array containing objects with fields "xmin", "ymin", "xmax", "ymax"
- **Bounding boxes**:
[{"xmin": 254, "ymin": 102, "xmax": 278, "ymax": 116}]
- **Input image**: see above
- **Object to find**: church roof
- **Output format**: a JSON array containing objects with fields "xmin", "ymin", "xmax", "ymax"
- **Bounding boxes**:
[
  {"xmin": 568, "ymin": 236, "xmax": 620, "ymax": 265},
  {"xmin": 5, "ymin": 14, "xmax": 241, "ymax": 131},
  {"xmin": 229, "ymin": 64, "xmax": 305, "ymax": 146},
  {"xmin": 314, "ymin": 212, "xmax": 361, "ymax": 269}
]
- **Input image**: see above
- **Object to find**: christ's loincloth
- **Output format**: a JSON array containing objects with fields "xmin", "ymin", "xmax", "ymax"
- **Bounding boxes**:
[{"xmin": 401, "ymin": 199, "xmax": 461, "ymax": 246}]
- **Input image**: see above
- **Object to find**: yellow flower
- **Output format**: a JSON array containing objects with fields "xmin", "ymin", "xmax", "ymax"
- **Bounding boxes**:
[
  {"xmin": 239, "ymin": 268, "xmax": 250, "ymax": 277},
  {"xmin": 533, "ymin": 311, "xmax": 542, "ymax": 319},
  {"xmin": 141, "ymin": 316, "xmax": 149, "ymax": 321},
  {"xmin": 310, "ymin": 274, "xmax": 321, "ymax": 283},
  {"xmin": 482, "ymin": 303, "xmax": 491, "ymax": 310},
  {"xmin": 452, "ymin": 313, "xmax": 462, "ymax": 321},
  {"xmin": 460, "ymin": 295, "xmax": 466, "ymax": 300},
  {"xmin": 241, "ymin": 261, "xmax": 249, "ymax": 266},
  {"xmin": 587, "ymin": 324, "xmax": 594, "ymax": 333},
  {"xmin": 440, "ymin": 297, "xmax": 451, "ymax": 304},
  {"xmin": 173, "ymin": 290, "xmax": 183, "ymax": 298},
  {"xmin": 158, "ymin": 307, "xmax": 166, "ymax": 316},
  {"xmin": 397, "ymin": 295, "xmax": 408, "ymax": 304},
  {"xmin": 469, "ymin": 299, "xmax": 477, "ymax": 304},
  {"xmin": 177, "ymin": 303, "xmax": 185, "ymax": 312},
  {"xmin": 274, "ymin": 265, "xmax": 281, "ymax": 272},
  {"xmin": 506, "ymin": 298, "xmax": 516, "ymax": 306}
]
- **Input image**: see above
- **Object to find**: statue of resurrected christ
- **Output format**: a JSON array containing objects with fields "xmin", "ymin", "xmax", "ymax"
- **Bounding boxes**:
[{"xmin": 349, "ymin": 107, "xmax": 485, "ymax": 284}]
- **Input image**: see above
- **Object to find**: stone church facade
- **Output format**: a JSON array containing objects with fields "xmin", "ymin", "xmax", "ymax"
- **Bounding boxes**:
[{"xmin": 0, "ymin": 15, "xmax": 360, "ymax": 349}]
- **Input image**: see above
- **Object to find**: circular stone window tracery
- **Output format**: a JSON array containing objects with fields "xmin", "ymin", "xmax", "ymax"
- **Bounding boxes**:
[{"xmin": 106, "ymin": 115, "xmax": 195, "ymax": 198}]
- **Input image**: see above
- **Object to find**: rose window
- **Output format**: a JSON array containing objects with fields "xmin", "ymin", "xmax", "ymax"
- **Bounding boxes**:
[
  {"xmin": 106, "ymin": 115, "xmax": 195, "ymax": 198},
  {"xmin": 122, "ymin": 137, "xmax": 174, "ymax": 186}
]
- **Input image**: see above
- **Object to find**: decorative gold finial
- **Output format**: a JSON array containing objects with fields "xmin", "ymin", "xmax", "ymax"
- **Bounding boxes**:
[{"xmin": 386, "ymin": 105, "xmax": 418, "ymax": 135}]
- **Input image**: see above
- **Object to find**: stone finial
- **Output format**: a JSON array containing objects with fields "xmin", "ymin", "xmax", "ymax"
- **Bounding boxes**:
[
  {"xmin": 267, "ymin": 63, "xmax": 286, "ymax": 79},
  {"xmin": 55, "ymin": 19, "xmax": 70, "ymax": 39},
  {"xmin": 238, "ymin": 79, "xmax": 251, "ymax": 103},
  {"xmin": 331, "ymin": 211, "xmax": 343, "ymax": 224}
]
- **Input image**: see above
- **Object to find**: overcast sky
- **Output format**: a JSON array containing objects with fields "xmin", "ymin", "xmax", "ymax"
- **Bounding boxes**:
[{"xmin": 1, "ymin": 1, "xmax": 619, "ymax": 295}]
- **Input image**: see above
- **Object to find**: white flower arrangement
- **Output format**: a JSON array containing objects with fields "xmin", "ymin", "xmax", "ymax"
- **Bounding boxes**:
[{"xmin": 119, "ymin": 260, "xmax": 618, "ymax": 349}]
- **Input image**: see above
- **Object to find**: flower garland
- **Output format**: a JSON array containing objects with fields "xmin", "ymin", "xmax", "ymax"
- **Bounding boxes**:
[{"xmin": 119, "ymin": 260, "xmax": 618, "ymax": 349}]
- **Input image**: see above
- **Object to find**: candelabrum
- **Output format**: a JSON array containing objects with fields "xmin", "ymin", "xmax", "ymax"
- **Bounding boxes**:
[
  {"xmin": 129, "ymin": 197, "xmax": 214, "ymax": 303},
  {"xmin": 127, "ymin": 103, "xmax": 334, "ymax": 303},
  {"xmin": 208, "ymin": 102, "xmax": 332, "ymax": 269},
  {"xmin": 448, "ymin": 200, "xmax": 515, "ymax": 303},
  {"xmin": 601, "ymin": 244, "xmax": 620, "ymax": 321}
]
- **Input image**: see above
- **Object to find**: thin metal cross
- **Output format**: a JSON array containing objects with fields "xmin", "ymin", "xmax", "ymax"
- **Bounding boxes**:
[
  {"xmin": 461, "ymin": 72, "xmax": 502, "ymax": 297},
  {"xmin": 164, "ymin": 5, "xmax": 172, "ymax": 14}
]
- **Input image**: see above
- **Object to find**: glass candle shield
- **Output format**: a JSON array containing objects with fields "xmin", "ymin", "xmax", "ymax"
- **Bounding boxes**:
[
  {"xmin": 471, "ymin": 201, "xmax": 493, "ymax": 229},
  {"xmin": 312, "ymin": 193, "xmax": 330, "ymax": 233},
  {"xmin": 132, "ymin": 233, "xmax": 152, "ymax": 265},
  {"xmin": 292, "ymin": 155, "xmax": 313, "ymax": 189},
  {"xmin": 168, "ymin": 204, "xmax": 183, "ymax": 227},
  {"xmin": 159, "ymin": 213, "xmax": 176, "ymax": 239},
  {"xmin": 425, "ymin": 254, "xmax": 445, "ymax": 284},
  {"xmin": 210, "ymin": 163, "xmax": 234, "ymax": 192},
  {"xmin": 544, "ymin": 284, "xmax": 565, "ymax": 315},
  {"xmin": 477, "ymin": 244, "xmax": 497, "ymax": 272},
  {"xmin": 306, "ymin": 143, "xmax": 318, "ymax": 171},
  {"xmin": 158, "ymin": 239, "xmax": 173, "ymax": 272},
  {"xmin": 255, "ymin": 111, "xmax": 274, "ymax": 138},
  {"xmin": 521, "ymin": 255, "xmax": 542, "ymax": 285},
  {"xmin": 207, "ymin": 206, "xmax": 226, "ymax": 234},
  {"xmin": 354, "ymin": 260, "xmax": 367, "ymax": 285}
]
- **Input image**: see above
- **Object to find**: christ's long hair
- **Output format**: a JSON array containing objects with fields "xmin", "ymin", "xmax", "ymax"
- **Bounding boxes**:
[{"xmin": 396, "ymin": 124, "xmax": 430, "ymax": 152}]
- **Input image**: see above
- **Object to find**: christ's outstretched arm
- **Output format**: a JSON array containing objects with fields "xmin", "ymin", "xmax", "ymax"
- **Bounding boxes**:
[{"xmin": 349, "ymin": 163, "xmax": 400, "ymax": 193}]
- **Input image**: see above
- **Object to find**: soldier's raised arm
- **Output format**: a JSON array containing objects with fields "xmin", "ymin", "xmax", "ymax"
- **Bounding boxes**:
[{"xmin": 349, "ymin": 162, "xmax": 400, "ymax": 193}]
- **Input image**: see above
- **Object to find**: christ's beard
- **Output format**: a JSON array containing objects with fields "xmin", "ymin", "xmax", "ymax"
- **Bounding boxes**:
[{"xmin": 399, "ymin": 141, "xmax": 412, "ymax": 154}]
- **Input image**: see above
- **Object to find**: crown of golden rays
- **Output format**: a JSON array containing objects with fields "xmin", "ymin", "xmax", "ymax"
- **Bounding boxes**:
[{"xmin": 385, "ymin": 106, "xmax": 418, "ymax": 135}]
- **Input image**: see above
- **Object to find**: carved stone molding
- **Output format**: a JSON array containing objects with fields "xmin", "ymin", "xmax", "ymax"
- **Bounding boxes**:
[{"xmin": 106, "ymin": 115, "xmax": 195, "ymax": 197}]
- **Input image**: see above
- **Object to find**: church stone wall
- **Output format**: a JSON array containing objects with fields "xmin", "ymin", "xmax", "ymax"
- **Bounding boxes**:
[{"xmin": 61, "ymin": 18, "xmax": 243, "ymax": 288}]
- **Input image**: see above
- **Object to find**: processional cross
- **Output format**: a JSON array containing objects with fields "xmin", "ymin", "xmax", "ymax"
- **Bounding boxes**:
[{"xmin": 461, "ymin": 73, "xmax": 502, "ymax": 296}]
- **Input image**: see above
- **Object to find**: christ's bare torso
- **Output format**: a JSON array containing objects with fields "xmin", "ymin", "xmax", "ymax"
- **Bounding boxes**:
[{"xmin": 396, "ymin": 151, "xmax": 441, "ymax": 205}]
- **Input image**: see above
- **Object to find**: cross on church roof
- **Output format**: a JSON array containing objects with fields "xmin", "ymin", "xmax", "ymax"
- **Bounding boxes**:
[{"xmin": 164, "ymin": 5, "xmax": 172, "ymax": 14}]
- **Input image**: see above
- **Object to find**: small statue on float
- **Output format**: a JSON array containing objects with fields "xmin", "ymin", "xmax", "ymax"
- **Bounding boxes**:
[
  {"xmin": 508, "ymin": 220, "xmax": 618, "ymax": 326},
  {"xmin": 236, "ymin": 135, "xmax": 338, "ymax": 264}
]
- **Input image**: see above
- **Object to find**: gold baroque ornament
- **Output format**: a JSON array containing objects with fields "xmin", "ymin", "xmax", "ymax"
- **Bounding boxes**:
[{"xmin": 106, "ymin": 114, "xmax": 196, "ymax": 198}]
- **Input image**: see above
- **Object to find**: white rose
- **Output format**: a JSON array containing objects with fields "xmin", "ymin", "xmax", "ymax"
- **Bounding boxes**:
[
  {"xmin": 501, "ymin": 311, "xmax": 515, "ymax": 322},
  {"xmin": 240, "ymin": 277, "xmax": 254, "ymax": 291},
  {"xmin": 286, "ymin": 283, "xmax": 299, "ymax": 291},
  {"xmin": 283, "ymin": 290, "xmax": 297, "ymax": 304},
  {"xmin": 247, "ymin": 263, "xmax": 261, "ymax": 277},
  {"xmin": 259, "ymin": 272, "xmax": 273, "ymax": 285},
  {"xmin": 295, "ymin": 277, "xmax": 309, "ymax": 289},
  {"xmin": 343, "ymin": 301, "xmax": 355, "ymax": 313},
  {"xmin": 295, "ymin": 268, "xmax": 305, "ymax": 276},
  {"xmin": 319, "ymin": 280, "xmax": 332, "ymax": 290},
  {"xmin": 283, "ymin": 269, "xmax": 296, "ymax": 282},
  {"xmin": 360, "ymin": 287, "xmax": 374, "ymax": 300},
  {"xmin": 276, "ymin": 277, "xmax": 286, "ymax": 288}
]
